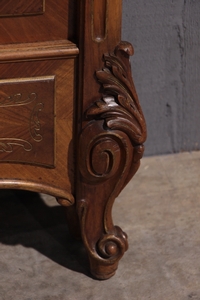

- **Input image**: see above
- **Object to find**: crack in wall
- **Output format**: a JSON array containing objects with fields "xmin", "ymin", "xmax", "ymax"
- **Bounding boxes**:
[{"xmin": 175, "ymin": 0, "xmax": 186, "ymax": 151}]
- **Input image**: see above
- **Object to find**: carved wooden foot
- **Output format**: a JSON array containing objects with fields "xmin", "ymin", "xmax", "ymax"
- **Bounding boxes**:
[
  {"xmin": 77, "ymin": 197, "xmax": 128, "ymax": 279},
  {"xmin": 76, "ymin": 42, "xmax": 147, "ymax": 279}
]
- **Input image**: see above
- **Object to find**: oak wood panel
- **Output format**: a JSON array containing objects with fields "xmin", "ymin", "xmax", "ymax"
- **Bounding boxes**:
[
  {"xmin": 78, "ymin": 0, "xmax": 122, "ymax": 114},
  {"xmin": 76, "ymin": 1, "xmax": 123, "ymax": 279},
  {"xmin": 70, "ymin": 0, "xmax": 146, "ymax": 280}
]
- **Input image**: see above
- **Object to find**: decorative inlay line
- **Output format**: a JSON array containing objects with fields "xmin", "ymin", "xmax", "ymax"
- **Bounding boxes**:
[
  {"xmin": 30, "ymin": 102, "xmax": 44, "ymax": 142},
  {"xmin": 0, "ymin": 138, "xmax": 32, "ymax": 152},
  {"xmin": 77, "ymin": 43, "xmax": 147, "ymax": 278},
  {"xmin": 0, "ymin": 75, "xmax": 55, "ymax": 167},
  {"xmin": 0, "ymin": 92, "xmax": 36, "ymax": 107}
]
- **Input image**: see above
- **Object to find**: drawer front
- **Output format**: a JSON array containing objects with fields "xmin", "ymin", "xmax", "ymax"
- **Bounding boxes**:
[
  {"xmin": 0, "ymin": 57, "xmax": 76, "ymax": 197},
  {"xmin": 0, "ymin": 76, "xmax": 55, "ymax": 168},
  {"xmin": 0, "ymin": 0, "xmax": 76, "ymax": 43}
]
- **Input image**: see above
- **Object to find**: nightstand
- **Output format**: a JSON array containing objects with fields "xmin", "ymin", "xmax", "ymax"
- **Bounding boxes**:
[{"xmin": 0, "ymin": 0, "xmax": 146, "ymax": 279}]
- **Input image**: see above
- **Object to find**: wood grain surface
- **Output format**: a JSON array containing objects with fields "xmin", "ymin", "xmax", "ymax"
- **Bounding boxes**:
[
  {"xmin": 0, "ymin": 0, "xmax": 44, "ymax": 16},
  {"xmin": 0, "ymin": 0, "xmax": 76, "ymax": 43}
]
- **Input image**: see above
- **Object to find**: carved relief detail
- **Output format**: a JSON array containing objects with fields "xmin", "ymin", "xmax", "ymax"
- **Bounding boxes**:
[
  {"xmin": 78, "ymin": 42, "xmax": 147, "ymax": 278},
  {"xmin": 91, "ymin": 0, "xmax": 108, "ymax": 42}
]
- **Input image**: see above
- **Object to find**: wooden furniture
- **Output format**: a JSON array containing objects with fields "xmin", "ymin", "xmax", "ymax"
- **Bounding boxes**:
[{"xmin": 0, "ymin": 0, "xmax": 146, "ymax": 279}]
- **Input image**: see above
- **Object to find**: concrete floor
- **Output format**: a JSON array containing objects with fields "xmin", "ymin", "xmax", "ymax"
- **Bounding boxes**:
[{"xmin": 0, "ymin": 152, "xmax": 200, "ymax": 299}]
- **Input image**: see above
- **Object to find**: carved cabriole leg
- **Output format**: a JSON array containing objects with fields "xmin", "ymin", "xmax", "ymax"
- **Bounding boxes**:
[
  {"xmin": 71, "ymin": 0, "xmax": 147, "ymax": 279},
  {"xmin": 77, "ymin": 43, "xmax": 146, "ymax": 279}
]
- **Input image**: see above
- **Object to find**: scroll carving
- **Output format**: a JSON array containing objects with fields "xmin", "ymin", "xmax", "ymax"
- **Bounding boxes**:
[{"xmin": 78, "ymin": 42, "xmax": 147, "ymax": 279}]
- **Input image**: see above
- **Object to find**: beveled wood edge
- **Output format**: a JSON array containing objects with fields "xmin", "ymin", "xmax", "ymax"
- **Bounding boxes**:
[
  {"xmin": 0, "ymin": 40, "xmax": 79, "ymax": 62},
  {"xmin": 0, "ymin": 179, "xmax": 74, "ymax": 205}
]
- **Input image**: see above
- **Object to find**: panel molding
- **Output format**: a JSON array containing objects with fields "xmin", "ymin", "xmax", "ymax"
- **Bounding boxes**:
[
  {"xmin": 0, "ymin": 40, "xmax": 79, "ymax": 63},
  {"xmin": 91, "ymin": 0, "xmax": 108, "ymax": 42},
  {"xmin": 0, "ymin": 0, "xmax": 45, "ymax": 17},
  {"xmin": 0, "ymin": 76, "xmax": 55, "ymax": 168}
]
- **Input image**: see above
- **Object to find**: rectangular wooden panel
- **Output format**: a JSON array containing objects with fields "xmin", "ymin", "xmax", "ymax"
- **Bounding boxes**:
[
  {"xmin": 0, "ymin": 0, "xmax": 76, "ymax": 44},
  {"xmin": 0, "ymin": 57, "xmax": 76, "ymax": 198},
  {"xmin": 0, "ymin": 76, "xmax": 55, "ymax": 167},
  {"xmin": 0, "ymin": 0, "xmax": 44, "ymax": 17}
]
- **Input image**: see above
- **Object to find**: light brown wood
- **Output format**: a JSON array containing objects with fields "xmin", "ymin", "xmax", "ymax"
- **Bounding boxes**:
[{"xmin": 0, "ymin": 0, "xmax": 146, "ymax": 279}]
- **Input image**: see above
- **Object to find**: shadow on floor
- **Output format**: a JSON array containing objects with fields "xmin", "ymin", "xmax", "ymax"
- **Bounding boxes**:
[{"xmin": 0, "ymin": 190, "xmax": 91, "ymax": 278}]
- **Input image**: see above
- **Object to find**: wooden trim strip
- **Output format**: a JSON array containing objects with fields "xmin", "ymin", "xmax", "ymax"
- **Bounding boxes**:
[
  {"xmin": 0, "ymin": 179, "xmax": 74, "ymax": 205},
  {"xmin": 0, "ymin": 40, "xmax": 79, "ymax": 62}
]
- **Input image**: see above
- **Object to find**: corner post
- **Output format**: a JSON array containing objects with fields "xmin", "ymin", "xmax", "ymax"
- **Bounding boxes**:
[{"xmin": 76, "ymin": 0, "xmax": 146, "ymax": 279}]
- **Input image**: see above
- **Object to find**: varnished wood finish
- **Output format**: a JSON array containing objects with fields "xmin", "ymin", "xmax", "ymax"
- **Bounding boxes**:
[
  {"xmin": 0, "ymin": 40, "xmax": 78, "ymax": 62},
  {"xmin": 0, "ymin": 0, "xmax": 44, "ymax": 17},
  {"xmin": 0, "ymin": 0, "xmax": 146, "ymax": 279},
  {"xmin": 77, "ymin": 42, "xmax": 146, "ymax": 279},
  {"xmin": 0, "ymin": 46, "xmax": 78, "ymax": 203},
  {"xmin": 0, "ymin": 0, "xmax": 76, "ymax": 43},
  {"xmin": 68, "ymin": 0, "xmax": 146, "ymax": 279}
]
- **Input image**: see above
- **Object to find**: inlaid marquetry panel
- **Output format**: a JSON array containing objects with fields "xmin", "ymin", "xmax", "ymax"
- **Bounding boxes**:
[
  {"xmin": 0, "ymin": 76, "xmax": 55, "ymax": 167},
  {"xmin": 0, "ymin": 0, "xmax": 44, "ymax": 17},
  {"xmin": 0, "ymin": 0, "xmax": 76, "ymax": 44}
]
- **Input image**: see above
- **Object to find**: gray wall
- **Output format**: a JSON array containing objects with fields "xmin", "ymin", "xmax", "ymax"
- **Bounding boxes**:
[{"xmin": 122, "ymin": 0, "xmax": 200, "ymax": 156}]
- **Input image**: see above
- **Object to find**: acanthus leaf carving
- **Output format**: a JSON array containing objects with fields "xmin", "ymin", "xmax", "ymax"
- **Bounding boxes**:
[
  {"xmin": 86, "ymin": 41, "xmax": 146, "ymax": 145},
  {"xmin": 78, "ymin": 41, "xmax": 147, "ymax": 279}
]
